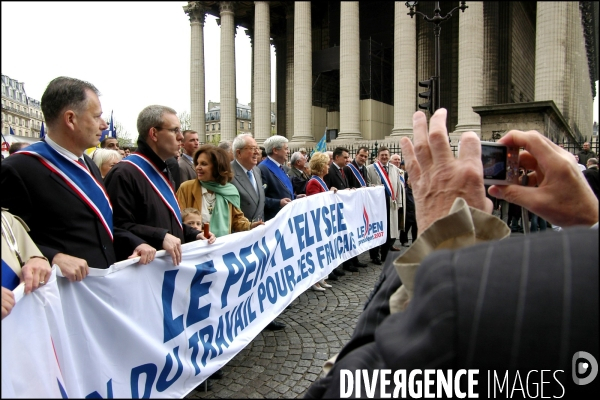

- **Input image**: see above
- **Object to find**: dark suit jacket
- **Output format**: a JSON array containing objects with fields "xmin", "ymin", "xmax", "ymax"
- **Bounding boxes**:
[
  {"xmin": 288, "ymin": 167, "xmax": 309, "ymax": 196},
  {"xmin": 344, "ymin": 160, "xmax": 368, "ymax": 188},
  {"xmin": 306, "ymin": 227, "xmax": 599, "ymax": 398},
  {"xmin": 1, "ymin": 151, "xmax": 144, "ymax": 268},
  {"xmin": 178, "ymin": 154, "xmax": 196, "ymax": 183},
  {"xmin": 324, "ymin": 163, "xmax": 349, "ymax": 190},
  {"xmin": 258, "ymin": 160, "xmax": 294, "ymax": 221},
  {"xmin": 231, "ymin": 160, "xmax": 265, "ymax": 222},
  {"xmin": 583, "ymin": 167, "xmax": 600, "ymax": 200},
  {"xmin": 165, "ymin": 156, "xmax": 181, "ymax": 192}
]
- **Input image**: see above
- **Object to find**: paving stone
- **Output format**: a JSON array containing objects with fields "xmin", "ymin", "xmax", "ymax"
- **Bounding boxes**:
[{"xmin": 184, "ymin": 251, "xmax": 391, "ymax": 399}]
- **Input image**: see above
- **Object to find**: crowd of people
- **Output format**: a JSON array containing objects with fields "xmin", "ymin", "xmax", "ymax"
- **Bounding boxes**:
[{"xmin": 1, "ymin": 76, "xmax": 598, "ymax": 396}]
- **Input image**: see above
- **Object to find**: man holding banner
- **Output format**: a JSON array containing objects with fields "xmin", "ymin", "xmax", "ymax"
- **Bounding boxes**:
[
  {"xmin": 104, "ymin": 105, "xmax": 215, "ymax": 266},
  {"xmin": 366, "ymin": 146, "xmax": 405, "ymax": 265},
  {"xmin": 1, "ymin": 77, "xmax": 155, "ymax": 277}
]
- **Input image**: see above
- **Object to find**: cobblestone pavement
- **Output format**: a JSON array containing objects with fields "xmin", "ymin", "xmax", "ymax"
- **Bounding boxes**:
[{"xmin": 185, "ymin": 245, "xmax": 408, "ymax": 399}]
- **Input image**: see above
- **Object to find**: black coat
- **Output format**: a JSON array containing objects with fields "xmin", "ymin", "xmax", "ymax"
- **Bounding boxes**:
[
  {"xmin": 324, "ymin": 163, "xmax": 349, "ymax": 190},
  {"xmin": 1, "ymin": 149, "xmax": 144, "ymax": 268},
  {"xmin": 306, "ymin": 227, "xmax": 599, "ymax": 398},
  {"xmin": 104, "ymin": 140, "xmax": 200, "ymax": 253},
  {"xmin": 583, "ymin": 167, "xmax": 600, "ymax": 200}
]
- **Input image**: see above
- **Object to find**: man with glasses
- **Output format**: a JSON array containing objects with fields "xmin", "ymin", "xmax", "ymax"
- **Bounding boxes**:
[
  {"xmin": 105, "ymin": 105, "xmax": 215, "ymax": 267},
  {"xmin": 231, "ymin": 134, "xmax": 265, "ymax": 224}
]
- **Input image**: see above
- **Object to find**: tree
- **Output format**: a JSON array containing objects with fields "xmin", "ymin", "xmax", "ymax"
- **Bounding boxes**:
[
  {"xmin": 208, "ymin": 134, "xmax": 221, "ymax": 146},
  {"xmin": 178, "ymin": 110, "xmax": 191, "ymax": 131},
  {"xmin": 113, "ymin": 121, "xmax": 134, "ymax": 148}
]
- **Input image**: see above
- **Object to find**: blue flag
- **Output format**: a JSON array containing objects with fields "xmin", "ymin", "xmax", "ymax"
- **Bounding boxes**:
[
  {"xmin": 40, "ymin": 121, "xmax": 45, "ymax": 139},
  {"xmin": 9, "ymin": 126, "xmax": 15, "ymax": 136},
  {"xmin": 100, "ymin": 110, "xmax": 114, "ymax": 142},
  {"xmin": 311, "ymin": 127, "xmax": 327, "ymax": 156},
  {"xmin": 109, "ymin": 110, "xmax": 116, "ymax": 139}
]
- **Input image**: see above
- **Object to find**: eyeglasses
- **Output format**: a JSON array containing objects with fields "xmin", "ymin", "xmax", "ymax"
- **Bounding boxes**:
[
  {"xmin": 154, "ymin": 126, "xmax": 181, "ymax": 134},
  {"xmin": 242, "ymin": 146, "xmax": 260, "ymax": 152}
]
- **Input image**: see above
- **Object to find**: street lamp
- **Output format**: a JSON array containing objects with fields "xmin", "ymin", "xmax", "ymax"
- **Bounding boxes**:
[{"xmin": 406, "ymin": 1, "xmax": 468, "ymax": 114}]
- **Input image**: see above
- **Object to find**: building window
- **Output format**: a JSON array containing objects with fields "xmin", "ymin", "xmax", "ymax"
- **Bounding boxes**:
[
  {"xmin": 240, "ymin": 121, "xmax": 244, "ymax": 129},
  {"xmin": 206, "ymin": 124, "xmax": 209, "ymax": 132},
  {"xmin": 249, "ymin": 123, "xmax": 252, "ymax": 129},
  {"xmin": 218, "ymin": 123, "xmax": 221, "ymax": 130},
  {"xmin": 212, "ymin": 124, "xmax": 215, "ymax": 131}
]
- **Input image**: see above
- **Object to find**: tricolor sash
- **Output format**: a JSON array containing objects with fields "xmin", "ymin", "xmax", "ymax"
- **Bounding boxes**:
[
  {"xmin": 308, "ymin": 176, "xmax": 329, "ymax": 193},
  {"xmin": 123, "ymin": 154, "xmax": 182, "ymax": 228},
  {"xmin": 262, "ymin": 158, "xmax": 295, "ymax": 200},
  {"xmin": 347, "ymin": 163, "xmax": 366, "ymax": 187},
  {"xmin": 1, "ymin": 259, "xmax": 20, "ymax": 290},
  {"xmin": 398, "ymin": 171, "xmax": 406, "ymax": 186},
  {"xmin": 20, "ymin": 142, "xmax": 114, "ymax": 240},
  {"xmin": 373, "ymin": 161, "xmax": 395, "ymax": 199}
]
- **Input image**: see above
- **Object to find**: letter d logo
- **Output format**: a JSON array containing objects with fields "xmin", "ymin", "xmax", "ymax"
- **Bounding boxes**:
[{"xmin": 572, "ymin": 351, "xmax": 598, "ymax": 385}]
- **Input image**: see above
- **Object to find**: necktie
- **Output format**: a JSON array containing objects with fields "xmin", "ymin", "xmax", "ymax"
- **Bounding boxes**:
[
  {"xmin": 340, "ymin": 167, "xmax": 345, "ymax": 180},
  {"xmin": 78, "ymin": 158, "xmax": 89, "ymax": 172},
  {"xmin": 247, "ymin": 170, "xmax": 258, "ymax": 193},
  {"xmin": 383, "ymin": 165, "xmax": 388, "ymax": 174}
]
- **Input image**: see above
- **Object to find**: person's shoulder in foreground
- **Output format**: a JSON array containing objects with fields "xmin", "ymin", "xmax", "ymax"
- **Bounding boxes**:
[{"xmin": 305, "ymin": 108, "xmax": 599, "ymax": 399}]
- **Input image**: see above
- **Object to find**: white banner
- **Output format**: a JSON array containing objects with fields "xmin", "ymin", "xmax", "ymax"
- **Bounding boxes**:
[{"xmin": 1, "ymin": 187, "xmax": 386, "ymax": 398}]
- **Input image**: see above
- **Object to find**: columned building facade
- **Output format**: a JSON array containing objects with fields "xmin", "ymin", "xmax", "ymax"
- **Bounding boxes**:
[{"xmin": 184, "ymin": 1, "xmax": 598, "ymax": 146}]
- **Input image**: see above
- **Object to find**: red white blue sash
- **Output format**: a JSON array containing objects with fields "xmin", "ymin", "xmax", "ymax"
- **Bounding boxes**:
[
  {"xmin": 20, "ymin": 142, "xmax": 114, "ymax": 240},
  {"xmin": 308, "ymin": 175, "xmax": 329, "ymax": 192},
  {"xmin": 373, "ymin": 161, "xmax": 395, "ymax": 199},
  {"xmin": 347, "ymin": 163, "xmax": 366, "ymax": 187},
  {"xmin": 123, "ymin": 154, "xmax": 182, "ymax": 228}
]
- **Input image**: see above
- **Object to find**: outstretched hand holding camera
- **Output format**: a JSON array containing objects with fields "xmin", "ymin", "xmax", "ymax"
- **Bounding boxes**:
[
  {"xmin": 400, "ymin": 109, "xmax": 493, "ymax": 233},
  {"xmin": 488, "ymin": 130, "xmax": 598, "ymax": 228}
]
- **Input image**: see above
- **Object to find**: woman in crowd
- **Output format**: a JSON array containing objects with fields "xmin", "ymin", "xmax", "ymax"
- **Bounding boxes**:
[
  {"xmin": 2, "ymin": 209, "xmax": 52, "ymax": 319},
  {"xmin": 176, "ymin": 145, "xmax": 263, "ymax": 238},
  {"xmin": 305, "ymin": 152, "xmax": 337, "ymax": 291},
  {"xmin": 92, "ymin": 148, "xmax": 122, "ymax": 179}
]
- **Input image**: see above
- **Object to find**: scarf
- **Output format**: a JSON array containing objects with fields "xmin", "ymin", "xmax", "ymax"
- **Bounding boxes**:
[{"xmin": 200, "ymin": 181, "xmax": 241, "ymax": 238}]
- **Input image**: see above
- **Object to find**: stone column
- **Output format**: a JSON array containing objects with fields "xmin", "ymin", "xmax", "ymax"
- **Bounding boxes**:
[
  {"xmin": 254, "ymin": 2, "xmax": 271, "ymax": 143},
  {"xmin": 291, "ymin": 2, "xmax": 313, "ymax": 142},
  {"xmin": 219, "ymin": 1, "xmax": 236, "ymax": 141},
  {"xmin": 417, "ymin": 2, "xmax": 434, "ymax": 115},
  {"xmin": 285, "ymin": 4, "xmax": 294, "ymax": 139},
  {"xmin": 274, "ymin": 36, "xmax": 287, "ymax": 137},
  {"xmin": 454, "ymin": 1, "xmax": 484, "ymax": 135},
  {"xmin": 338, "ymin": 1, "xmax": 361, "ymax": 139},
  {"xmin": 391, "ymin": 2, "xmax": 416, "ymax": 137},
  {"xmin": 183, "ymin": 2, "xmax": 206, "ymax": 142},
  {"xmin": 534, "ymin": 2, "xmax": 567, "ymax": 112}
]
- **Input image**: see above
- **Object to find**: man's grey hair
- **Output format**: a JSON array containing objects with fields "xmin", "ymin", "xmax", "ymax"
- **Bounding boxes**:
[
  {"xmin": 137, "ymin": 105, "xmax": 177, "ymax": 141},
  {"xmin": 232, "ymin": 134, "xmax": 253, "ymax": 154},
  {"xmin": 587, "ymin": 158, "xmax": 598, "ymax": 167},
  {"xmin": 290, "ymin": 151, "xmax": 304, "ymax": 166},
  {"xmin": 263, "ymin": 135, "xmax": 288, "ymax": 155},
  {"xmin": 218, "ymin": 140, "xmax": 232, "ymax": 153}
]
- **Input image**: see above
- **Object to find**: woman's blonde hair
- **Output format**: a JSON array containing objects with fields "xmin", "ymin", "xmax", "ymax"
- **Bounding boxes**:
[{"xmin": 309, "ymin": 152, "xmax": 329, "ymax": 176}]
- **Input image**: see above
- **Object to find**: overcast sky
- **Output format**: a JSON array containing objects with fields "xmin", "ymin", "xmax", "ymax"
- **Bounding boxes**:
[
  {"xmin": 1, "ymin": 2, "xmax": 598, "ymax": 140},
  {"xmin": 1, "ymin": 1, "xmax": 273, "ymax": 140}
]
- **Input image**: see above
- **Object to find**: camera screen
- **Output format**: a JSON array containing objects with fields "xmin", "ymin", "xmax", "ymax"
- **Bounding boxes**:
[{"xmin": 482, "ymin": 145, "xmax": 507, "ymax": 180}]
